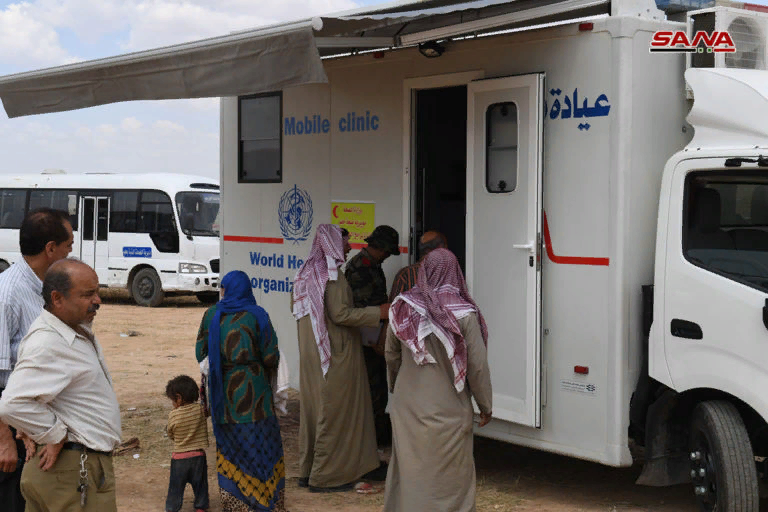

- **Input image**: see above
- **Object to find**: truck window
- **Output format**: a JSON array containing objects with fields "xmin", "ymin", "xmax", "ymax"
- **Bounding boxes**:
[
  {"xmin": 238, "ymin": 92, "xmax": 282, "ymax": 184},
  {"xmin": 486, "ymin": 102, "xmax": 518, "ymax": 193},
  {"xmin": 683, "ymin": 173, "xmax": 768, "ymax": 292}
]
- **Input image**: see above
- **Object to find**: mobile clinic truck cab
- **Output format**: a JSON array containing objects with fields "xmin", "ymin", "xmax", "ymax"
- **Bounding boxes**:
[
  {"xmin": 2, "ymin": 0, "xmax": 768, "ymax": 509},
  {"xmin": 638, "ymin": 66, "xmax": 768, "ymax": 508}
]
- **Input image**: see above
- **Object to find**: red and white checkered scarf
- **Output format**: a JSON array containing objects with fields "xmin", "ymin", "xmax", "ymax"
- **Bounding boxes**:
[
  {"xmin": 292, "ymin": 224, "xmax": 347, "ymax": 378},
  {"xmin": 389, "ymin": 248, "xmax": 488, "ymax": 392}
]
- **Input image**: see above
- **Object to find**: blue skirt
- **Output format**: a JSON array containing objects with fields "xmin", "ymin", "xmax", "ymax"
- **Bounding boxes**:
[{"xmin": 214, "ymin": 415, "xmax": 286, "ymax": 511}]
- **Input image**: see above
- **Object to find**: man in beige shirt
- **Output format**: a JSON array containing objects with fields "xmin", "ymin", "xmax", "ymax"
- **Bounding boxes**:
[{"xmin": 0, "ymin": 258, "xmax": 122, "ymax": 512}]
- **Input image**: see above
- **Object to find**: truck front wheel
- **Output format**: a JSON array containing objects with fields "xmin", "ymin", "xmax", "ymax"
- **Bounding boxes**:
[{"xmin": 689, "ymin": 400, "xmax": 759, "ymax": 512}]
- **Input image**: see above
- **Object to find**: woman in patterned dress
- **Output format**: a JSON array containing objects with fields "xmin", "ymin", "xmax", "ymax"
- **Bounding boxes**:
[{"xmin": 196, "ymin": 270, "xmax": 287, "ymax": 511}]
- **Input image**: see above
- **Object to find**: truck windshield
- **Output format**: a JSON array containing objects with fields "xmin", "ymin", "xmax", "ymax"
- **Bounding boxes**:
[
  {"xmin": 684, "ymin": 173, "xmax": 768, "ymax": 292},
  {"xmin": 175, "ymin": 191, "xmax": 220, "ymax": 237}
]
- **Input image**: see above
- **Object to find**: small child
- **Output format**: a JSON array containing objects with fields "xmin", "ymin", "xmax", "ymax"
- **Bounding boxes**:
[{"xmin": 165, "ymin": 375, "xmax": 210, "ymax": 512}]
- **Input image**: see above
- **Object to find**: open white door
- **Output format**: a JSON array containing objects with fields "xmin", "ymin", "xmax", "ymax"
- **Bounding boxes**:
[{"xmin": 467, "ymin": 74, "xmax": 543, "ymax": 428}]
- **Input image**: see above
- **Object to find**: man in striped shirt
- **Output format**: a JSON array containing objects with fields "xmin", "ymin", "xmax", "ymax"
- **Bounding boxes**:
[{"xmin": 0, "ymin": 208, "xmax": 73, "ymax": 512}]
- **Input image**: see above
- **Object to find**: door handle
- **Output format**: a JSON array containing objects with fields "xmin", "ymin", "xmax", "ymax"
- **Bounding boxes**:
[
  {"xmin": 670, "ymin": 319, "xmax": 703, "ymax": 340},
  {"xmin": 514, "ymin": 241, "xmax": 536, "ymax": 268},
  {"xmin": 513, "ymin": 241, "xmax": 535, "ymax": 253}
]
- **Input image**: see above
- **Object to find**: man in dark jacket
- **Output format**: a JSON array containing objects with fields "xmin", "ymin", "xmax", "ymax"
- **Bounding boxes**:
[{"xmin": 344, "ymin": 225, "xmax": 400, "ymax": 448}]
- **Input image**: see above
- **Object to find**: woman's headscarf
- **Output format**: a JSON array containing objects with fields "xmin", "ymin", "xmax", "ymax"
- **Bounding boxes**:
[
  {"xmin": 291, "ymin": 224, "xmax": 347, "ymax": 378},
  {"xmin": 389, "ymin": 248, "xmax": 488, "ymax": 393},
  {"xmin": 207, "ymin": 270, "xmax": 271, "ymax": 423}
]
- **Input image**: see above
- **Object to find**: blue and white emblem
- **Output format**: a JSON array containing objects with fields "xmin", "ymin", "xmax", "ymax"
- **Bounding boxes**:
[{"xmin": 279, "ymin": 185, "xmax": 313, "ymax": 243}]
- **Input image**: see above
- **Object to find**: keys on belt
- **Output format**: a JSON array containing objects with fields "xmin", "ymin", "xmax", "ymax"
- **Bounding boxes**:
[{"xmin": 62, "ymin": 442, "xmax": 111, "ymax": 507}]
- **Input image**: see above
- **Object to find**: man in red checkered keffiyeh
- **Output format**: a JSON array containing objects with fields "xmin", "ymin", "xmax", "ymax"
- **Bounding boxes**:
[
  {"xmin": 388, "ymin": 248, "xmax": 488, "ymax": 393},
  {"xmin": 291, "ymin": 223, "xmax": 390, "ymax": 492},
  {"xmin": 382, "ymin": 248, "xmax": 493, "ymax": 511},
  {"xmin": 292, "ymin": 224, "xmax": 347, "ymax": 378}
]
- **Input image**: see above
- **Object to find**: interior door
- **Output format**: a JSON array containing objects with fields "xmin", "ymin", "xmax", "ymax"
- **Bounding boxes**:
[
  {"xmin": 467, "ymin": 74, "xmax": 544, "ymax": 428},
  {"xmin": 79, "ymin": 196, "xmax": 109, "ymax": 282}
]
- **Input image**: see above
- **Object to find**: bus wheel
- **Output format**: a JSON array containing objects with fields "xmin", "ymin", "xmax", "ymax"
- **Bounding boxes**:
[
  {"xmin": 0, "ymin": 260, "xmax": 8, "ymax": 273},
  {"xmin": 131, "ymin": 268, "xmax": 164, "ymax": 307},
  {"xmin": 196, "ymin": 292, "xmax": 218, "ymax": 304},
  {"xmin": 689, "ymin": 400, "xmax": 759, "ymax": 512}
]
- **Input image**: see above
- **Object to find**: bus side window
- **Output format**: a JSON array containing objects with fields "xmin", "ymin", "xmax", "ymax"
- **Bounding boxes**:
[
  {"xmin": 0, "ymin": 190, "xmax": 28, "ymax": 229},
  {"xmin": 29, "ymin": 190, "xmax": 78, "ymax": 230},
  {"xmin": 139, "ymin": 191, "xmax": 174, "ymax": 232},
  {"xmin": 139, "ymin": 190, "xmax": 178, "ymax": 253},
  {"xmin": 111, "ymin": 191, "xmax": 139, "ymax": 233}
]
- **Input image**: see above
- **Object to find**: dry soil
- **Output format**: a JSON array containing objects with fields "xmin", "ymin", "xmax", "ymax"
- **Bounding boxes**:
[{"xmin": 92, "ymin": 291, "xmax": 746, "ymax": 511}]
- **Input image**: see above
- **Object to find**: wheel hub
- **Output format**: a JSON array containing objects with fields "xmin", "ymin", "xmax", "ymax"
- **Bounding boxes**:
[
  {"xmin": 690, "ymin": 441, "xmax": 717, "ymax": 511},
  {"xmin": 138, "ymin": 277, "xmax": 155, "ymax": 299}
]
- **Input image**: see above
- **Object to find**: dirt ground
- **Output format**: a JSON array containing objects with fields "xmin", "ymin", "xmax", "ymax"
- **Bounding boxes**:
[{"xmin": 92, "ymin": 291, "xmax": 740, "ymax": 511}]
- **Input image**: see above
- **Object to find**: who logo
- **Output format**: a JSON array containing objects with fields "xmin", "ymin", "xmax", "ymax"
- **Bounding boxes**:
[{"xmin": 649, "ymin": 30, "xmax": 736, "ymax": 54}]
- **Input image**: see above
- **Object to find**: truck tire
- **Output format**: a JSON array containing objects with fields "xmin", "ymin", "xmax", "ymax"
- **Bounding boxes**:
[
  {"xmin": 689, "ymin": 400, "xmax": 759, "ymax": 512},
  {"xmin": 131, "ymin": 268, "xmax": 164, "ymax": 307},
  {"xmin": 0, "ymin": 260, "xmax": 8, "ymax": 273},
  {"xmin": 196, "ymin": 292, "xmax": 218, "ymax": 304}
]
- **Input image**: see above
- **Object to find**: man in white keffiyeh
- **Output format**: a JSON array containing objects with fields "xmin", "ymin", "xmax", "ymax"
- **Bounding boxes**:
[
  {"xmin": 382, "ymin": 248, "xmax": 493, "ymax": 511},
  {"xmin": 291, "ymin": 224, "xmax": 390, "ymax": 492}
]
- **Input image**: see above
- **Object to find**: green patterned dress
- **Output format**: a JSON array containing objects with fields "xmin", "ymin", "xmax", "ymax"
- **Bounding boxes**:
[{"xmin": 196, "ymin": 305, "xmax": 286, "ymax": 511}]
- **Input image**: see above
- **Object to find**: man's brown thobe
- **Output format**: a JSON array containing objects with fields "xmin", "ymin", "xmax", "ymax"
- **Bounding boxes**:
[
  {"xmin": 383, "ymin": 312, "xmax": 493, "ymax": 511},
  {"xmin": 295, "ymin": 272, "xmax": 381, "ymax": 488}
]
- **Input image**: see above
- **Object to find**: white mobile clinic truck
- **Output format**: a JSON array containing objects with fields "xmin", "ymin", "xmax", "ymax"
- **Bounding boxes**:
[{"xmin": 2, "ymin": 0, "xmax": 768, "ymax": 508}]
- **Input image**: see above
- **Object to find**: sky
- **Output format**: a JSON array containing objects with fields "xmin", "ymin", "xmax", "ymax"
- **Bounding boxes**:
[
  {"xmin": 0, "ymin": 0, "xmax": 767, "ymax": 180},
  {"xmin": 0, "ymin": 0, "xmax": 381, "ymax": 179}
]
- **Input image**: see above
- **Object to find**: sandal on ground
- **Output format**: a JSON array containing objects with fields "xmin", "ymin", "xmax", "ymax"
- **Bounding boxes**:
[
  {"xmin": 308, "ymin": 482, "xmax": 355, "ymax": 493},
  {"xmin": 355, "ymin": 482, "xmax": 382, "ymax": 495},
  {"xmin": 297, "ymin": 477, "xmax": 309, "ymax": 488}
]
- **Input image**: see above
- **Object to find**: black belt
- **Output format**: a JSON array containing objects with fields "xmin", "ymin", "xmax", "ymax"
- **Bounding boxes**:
[{"xmin": 62, "ymin": 442, "xmax": 113, "ymax": 457}]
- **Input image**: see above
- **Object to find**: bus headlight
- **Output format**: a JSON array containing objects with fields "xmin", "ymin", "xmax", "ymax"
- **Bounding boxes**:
[{"xmin": 179, "ymin": 263, "xmax": 207, "ymax": 274}]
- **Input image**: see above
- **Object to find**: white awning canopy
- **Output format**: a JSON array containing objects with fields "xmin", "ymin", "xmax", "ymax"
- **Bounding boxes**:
[
  {"xmin": 0, "ymin": 23, "xmax": 327, "ymax": 119},
  {"xmin": 0, "ymin": 0, "xmax": 612, "ymax": 118}
]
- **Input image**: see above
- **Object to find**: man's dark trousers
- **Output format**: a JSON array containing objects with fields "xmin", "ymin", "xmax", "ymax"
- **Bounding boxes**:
[
  {"xmin": 0, "ymin": 387, "xmax": 26, "ymax": 512},
  {"xmin": 363, "ymin": 346, "xmax": 392, "ymax": 448}
]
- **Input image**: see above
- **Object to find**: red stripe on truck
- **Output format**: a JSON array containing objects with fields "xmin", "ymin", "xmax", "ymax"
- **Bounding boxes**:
[
  {"xmin": 223, "ymin": 236, "xmax": 284, "ymax": 244},
  {"xmin": 542, "ymin": 210, "xmax": 610, "ymax": 266},
  {"xmin": 224, "ymin": 217, "xmax": 606, "ymax": 266}
]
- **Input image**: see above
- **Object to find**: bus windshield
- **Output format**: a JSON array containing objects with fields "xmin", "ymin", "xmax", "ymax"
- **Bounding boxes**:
[{"xmin": 176, "ymin": 191, "xmax": 220, "ymax": 237}]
